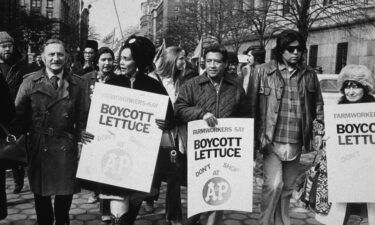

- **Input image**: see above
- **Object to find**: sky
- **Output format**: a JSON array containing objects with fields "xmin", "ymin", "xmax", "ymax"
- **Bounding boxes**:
[{"xmin": 84, "ymin": 0, "xmax": 142, "ymax": 43}]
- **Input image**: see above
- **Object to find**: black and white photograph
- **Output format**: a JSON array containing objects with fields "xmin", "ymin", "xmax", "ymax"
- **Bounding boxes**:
[{"xmin": 1, "ymin": 0, "xmax": 375, "ymax": 224}]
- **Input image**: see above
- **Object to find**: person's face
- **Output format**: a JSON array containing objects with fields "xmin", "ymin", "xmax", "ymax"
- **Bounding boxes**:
[
  {"xmin": 0, "ymin": 42, "xmax": 14, "ymax": 61},
  {"xmin": 119, "ymin": 48, "xmax": 137, "ymax": 77},
  {"xmin": 205, "ymin": 52, "xmax": 226, "ymax": 79},
  {"xmin": 42, "ymin": 43, "xmax": 66, "ymax": 74},
  {"xmin": 175, "ymin": 51, "xmax": 186, "ymax": 71},
  {"xmin": 98, "ymin": 53, "xmax": 114, "ymax": 75},
  {"xmin": 35, "ymin": 55, "xmax": 42, "ymax": 63},
  {"xmin": 247, "ymin": 51, "xmax": 255, "ymax": 66},
  {"xmin": 282, "ymin": 40, "xmax": 302, "ymax": 65},
  {"xmin": 200, "ymin": 57, "xmax": 205, "ymax": 70},
  {"xmin": 344, "ymin": 81, "xmax": 364, "ymax": 103},
  {"xmin": 227, "ymin": 63, "xmax": 238, "ymax": 76},
  {"xmin": 83, "ymin": 47, "xmax": 95, "ymax": 61}
]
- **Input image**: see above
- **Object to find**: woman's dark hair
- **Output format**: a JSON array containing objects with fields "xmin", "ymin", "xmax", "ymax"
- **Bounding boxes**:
[
  {"xmin": 243, "ymin": 46, "xmax": 265, "ymax": 64},
  {"xmin": 338, "ymin": 80, "xmax": 375, "ymax": 104},
  {"xmin": 204, "ymin": 44, "xmax": 228, "ymax": 62},
  {"xmin": 118, "ymin": 35, "xmax": 156, "ymax": 73},
  {"xmin": 227, "ymin": 52, "xmax": 239, "ymax": 65},
  {"xmin": 96, "ymin": 47, "xmax": 114, "ymax": 63},
  {"xmin": 274, "ymin": 29, "xmax": 306, "ymax": 63}
]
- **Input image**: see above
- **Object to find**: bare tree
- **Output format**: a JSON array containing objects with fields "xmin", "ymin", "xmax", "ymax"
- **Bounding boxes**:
[
  {"xmin": 165, "ymin": 0, "xmax": 253, "ymax": 53},
  {"xmin": 267, "ymin": 0, "xmax": 374, "ymax": 41},
  {"xmin": 88, "ymin": 25, "xmax": 101, "ymax": 41},
  {"xmin": 122, "ymin": 25, "xmax": 141, "ymax": 40},
  {"xmin": 242, "ymin": 0, "xmax": 282, "ymax": 48}
]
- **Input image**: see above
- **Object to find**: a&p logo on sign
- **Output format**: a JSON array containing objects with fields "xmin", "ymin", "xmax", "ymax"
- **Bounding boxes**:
[
  {"xmin": 101, "ymin": 148, "xmax": 132, "ymax": 180},
  {"xmin": 202, "ymin": 177, "xmax": 231, "ymax": 205}
]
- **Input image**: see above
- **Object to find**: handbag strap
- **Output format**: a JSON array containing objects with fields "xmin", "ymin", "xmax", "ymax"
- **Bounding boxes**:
[
  {"xmin": 166, "ymin": 130, "xmax": 177, "ymax": 149},
  {"xmin": 0, "ymin": 123, "xmax": 16, "ymax": 143},
  {"xmin": 0, "ymin": 123, "xmax": 11, "ymax": 136}
]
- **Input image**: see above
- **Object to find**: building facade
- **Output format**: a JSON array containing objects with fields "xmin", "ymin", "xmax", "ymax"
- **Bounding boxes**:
[{"xmin": 0, "ymin": 0, "xmax": 88, "ymax": 57}]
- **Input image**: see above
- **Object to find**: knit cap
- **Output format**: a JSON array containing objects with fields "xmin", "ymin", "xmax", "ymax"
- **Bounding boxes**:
[
  {"xmin": 0, "ymin": 32, "xmax": 14, "ymax": 44},
  {"xmin": 338, "ymin": 64, "xmax": 375, "ymax": 93}
]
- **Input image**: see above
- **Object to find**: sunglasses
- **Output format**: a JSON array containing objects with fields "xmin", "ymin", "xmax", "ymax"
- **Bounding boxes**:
[{"xmin": 285, "ymin": 46, "xmax": 303, "ymax": 53}]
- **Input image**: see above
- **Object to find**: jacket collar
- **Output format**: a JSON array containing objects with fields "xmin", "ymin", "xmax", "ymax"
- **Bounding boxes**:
[
  {"xmin": 266, "ymin": 60, "xmax": 308, "ymax": 77},
  {"xmin": 198, "ymin": 72, "xmax": 238, "ymax": 86}
]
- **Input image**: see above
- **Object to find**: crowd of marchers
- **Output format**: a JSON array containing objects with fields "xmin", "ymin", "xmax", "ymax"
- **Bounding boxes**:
[{"xmin": 0, "ymin": 29, "xmax": 374, "ymax": 225}]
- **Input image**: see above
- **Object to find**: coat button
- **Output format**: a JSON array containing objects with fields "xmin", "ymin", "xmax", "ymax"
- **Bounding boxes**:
[
  {"xmin": 61, "ymin": 146, "xmax": 66, "ymax": 151},
  {"xmin": 43, "ymin": 147, "xmax": 48, "ymax": 152}
]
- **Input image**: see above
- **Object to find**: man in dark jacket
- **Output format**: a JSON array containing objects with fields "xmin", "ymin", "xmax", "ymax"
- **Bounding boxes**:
[
  {"xmin": 13, "ymin": 39, "xmax": 86, "ymax": 225},
  {"xmin": 240, "ymin": 45, "xmax": 265, "ymax": 94},
  {"xmin": 175, "ymin": 44, "xmax": 250, "ymax": 225},
  {"xmin": 249, "ymin": 30, "xmax": 324, "ymax": 225},
  {"xmin": 0, "ymin": 31, "xmax": 27, "ymax": 194}
]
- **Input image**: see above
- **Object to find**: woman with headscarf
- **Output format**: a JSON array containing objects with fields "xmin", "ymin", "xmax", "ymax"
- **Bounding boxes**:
[
  {"xmin": 315, "ymin": 64, "xmax": 375, "ymax": 225},
  {"xmin": 97, "ymin": 35, "xmax": 174, "ymax": 225}
]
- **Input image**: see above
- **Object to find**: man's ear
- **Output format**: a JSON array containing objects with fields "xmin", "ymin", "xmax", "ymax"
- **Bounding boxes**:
[{"xmin": 41, "ymin": 53, "xmax": 46, "ymax": 64}]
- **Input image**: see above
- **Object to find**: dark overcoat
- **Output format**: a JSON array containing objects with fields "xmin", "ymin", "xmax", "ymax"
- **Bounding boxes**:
[{"xmin": 14, "ymin": 69, "xmax": 84, "ymax": 196}]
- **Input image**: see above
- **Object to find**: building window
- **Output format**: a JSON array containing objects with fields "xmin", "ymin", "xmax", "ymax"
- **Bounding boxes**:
[
  {"xmin": 47, "ymin": 0, "xmax": 53, "ymax": 8},
  {"xmin": 47, "ymin": 11, "xmax": 53, "ymax": 19},
  {"xmin": 19, "ymin": 0, "xmax": 25, "ymax": 7},
  {"xmin": 282, "ymin": 0, "xmax": 290, "ymax": 16},
  {"xmin": 31, "ymin": 0, "xmax": 41, "ymax": 7},
  {"xmin": 309, "ymin": 45, "xmax": 318, "ymax": 68},
  {"xmin": 335, "ymin": 42, "xmax": 348, "ymax": 74}
]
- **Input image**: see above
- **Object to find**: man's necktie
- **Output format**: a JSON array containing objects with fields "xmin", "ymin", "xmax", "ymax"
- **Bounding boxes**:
[{"xmin": 50, "ymin": 76, "xmax": 59, "ymax": 90}]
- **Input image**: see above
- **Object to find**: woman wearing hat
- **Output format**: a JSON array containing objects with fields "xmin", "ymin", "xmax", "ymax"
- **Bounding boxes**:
[
  {"xmin": 315, "ymin": 64, "xmax": 375, "ymax": 225},
  {"xmin": 98, "ymin": 35, "xmax": 174, "ymax": 225}
]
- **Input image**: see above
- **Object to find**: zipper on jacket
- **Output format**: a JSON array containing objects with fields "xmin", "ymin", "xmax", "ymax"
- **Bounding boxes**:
[{"xmin": 215, "ymin": 79, "xmax": 223, "ymax": 118}]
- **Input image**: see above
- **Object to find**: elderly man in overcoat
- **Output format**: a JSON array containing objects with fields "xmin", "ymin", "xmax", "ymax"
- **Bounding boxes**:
[{"xmin": 13, "ymin": 39, "xmax": 87, "ymax": 225}]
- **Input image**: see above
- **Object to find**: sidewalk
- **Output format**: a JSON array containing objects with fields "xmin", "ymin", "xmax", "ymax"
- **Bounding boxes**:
[{"xmin": 0, "ymin": 153, "xmax": 366, "ymax": 225}]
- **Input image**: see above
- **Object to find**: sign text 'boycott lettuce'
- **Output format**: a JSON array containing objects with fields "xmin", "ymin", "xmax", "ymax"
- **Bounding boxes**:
[
  {"xmin": 99, "ymin": 103, "xmax": 154, "ymax": 133},
  {"xmin": 337, "ymin": 123, "xmax": 375, "ymax": 145},
  {"xmin": 194, "ymin": 137, "xmax": 242, "ymax": 160}
]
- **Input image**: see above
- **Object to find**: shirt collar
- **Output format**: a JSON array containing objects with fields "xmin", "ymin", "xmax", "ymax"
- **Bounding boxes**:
[
  {"xmin": 278, "ymin": 63, "xmax": 298, "ymax": 76},
  {"xmin": 45, "ymin": 68, "xmax": 63, "ymax": 80}
]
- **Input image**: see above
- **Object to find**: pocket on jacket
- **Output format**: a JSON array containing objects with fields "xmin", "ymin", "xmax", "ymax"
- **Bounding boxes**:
[{"xmin": 259, "ymin": 87, "xmax": 271, "ymax": 95}]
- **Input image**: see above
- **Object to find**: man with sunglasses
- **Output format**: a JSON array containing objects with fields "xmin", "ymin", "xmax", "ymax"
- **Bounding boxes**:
[{"xmin": 249, "ymin": 29, "xmax": 324, "ymax": 225}]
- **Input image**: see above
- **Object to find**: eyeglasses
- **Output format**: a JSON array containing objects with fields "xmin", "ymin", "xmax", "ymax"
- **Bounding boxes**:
[{"xmin": 285, "ymin": 46, "xmax": 303, "ymax": 53}]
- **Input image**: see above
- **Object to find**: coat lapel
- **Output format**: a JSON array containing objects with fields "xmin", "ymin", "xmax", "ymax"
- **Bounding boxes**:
[{"xmin": 46, "ymin": 71, "xmax": 76, "ymax": 109}]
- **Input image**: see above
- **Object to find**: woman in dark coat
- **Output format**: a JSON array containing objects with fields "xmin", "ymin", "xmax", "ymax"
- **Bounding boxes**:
[
  {"xmin": 98, "ymin": 35, "xmax": 174, "ymax": 225},
  {"xmin": 0, "ymin": 71, "xmax": 15, "ymax": 220}
]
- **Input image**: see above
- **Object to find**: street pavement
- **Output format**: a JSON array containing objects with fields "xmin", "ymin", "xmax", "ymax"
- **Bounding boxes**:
[{"xmin": 0, "ymin": 153, "xmax": 367, "ymax": 225}]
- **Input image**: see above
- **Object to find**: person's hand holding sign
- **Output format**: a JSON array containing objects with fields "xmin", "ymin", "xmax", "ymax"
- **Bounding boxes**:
[
  {"xmin": 203, "ymin": 112, "xmax": 218, "ymax": 127},
  {"xmin": 155, "ymin": 119, "xmax": 171, "ymax": 131},
  {"xmin": 81, "ymin": 130, "xmax": 95, "ymax": 144},
  {"xmin": 78, "ymin": 130, "xmax": 95, "ymax": 159}
]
